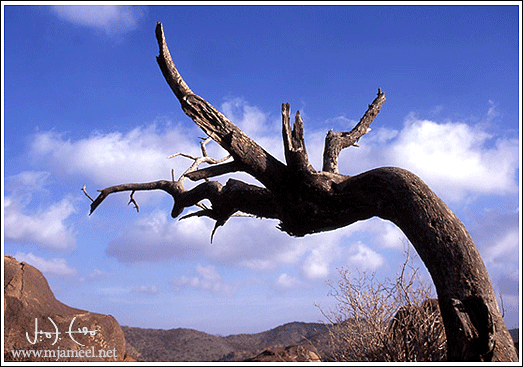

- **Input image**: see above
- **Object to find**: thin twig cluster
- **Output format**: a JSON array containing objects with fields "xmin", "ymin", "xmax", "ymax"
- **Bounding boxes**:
[{"xmin": 319, "ymin": 248, "xmax": 447, "ymax": 362}]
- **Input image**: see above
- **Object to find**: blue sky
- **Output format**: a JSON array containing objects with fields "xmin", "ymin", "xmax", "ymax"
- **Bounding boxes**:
[{"xmin": 2, "ymin": 3, "xmax": 521, "ymax": 335}]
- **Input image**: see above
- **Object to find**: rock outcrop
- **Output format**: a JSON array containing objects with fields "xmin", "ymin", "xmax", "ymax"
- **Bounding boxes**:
[
  {"xmin": 243, "ymin": 344, "xmax": 321, "ymax": 362},
  {"xmin": 4, "ymin": 255, "xmax": 128, "ymax": 362}
]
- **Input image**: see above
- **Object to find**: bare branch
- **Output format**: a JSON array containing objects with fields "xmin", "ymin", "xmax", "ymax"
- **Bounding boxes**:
[
  {"xmin": 155, "ymin": 21, "xmax": 194, "ymax": 100},
  {"xmin": 128, "ymin": 190, "xmax": 139, "ymax": 212},
  {"xmin": 167, "ymin": 136, "xmax": 232, "ymax": 184},
  {"xmin": 89, "ymin": 180, "xmax": 180, "ymax": 216},
  {"xmin": 184, "ymin": 161, "xmax": 244, "ymax": 181},
  {"xmin": 322, "ymin": 89, "xmax": 386, "ymax": 173},
  {"xmin": 155, "ymin": 22, "xmax": 288, "ymax": 190},
  {"xmin": 81, "ymin": 185, "xmax": 94, "ymax": 202}
]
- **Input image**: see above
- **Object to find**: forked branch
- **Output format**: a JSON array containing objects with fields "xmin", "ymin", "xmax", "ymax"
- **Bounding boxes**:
[
  {"xmin": 86, "ymin": 23, "xmax": 387, "ymax": 237},
  {"xmin": 322, "ymin": 88, "xmax": 386, "ymax": 173},
  {"xmin": 156, "ymin": 22, "xmax": 287, "ymax": 191}
]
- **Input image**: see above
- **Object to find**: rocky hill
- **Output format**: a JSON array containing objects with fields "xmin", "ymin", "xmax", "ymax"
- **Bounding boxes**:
[
  {"xmin": 123, "ymin": 321, "xmax": 520, "ymax": 362},
  {"xmin": 4, "ymin": 253, "xmax": 518, "ymax": 362},
  {"xmin": 4, "ymin": 255, "xmax": 131, "ymax": 362},
  {"xmin": 122, "ymin": 321, "xmax": 331, "ymax": 362}
]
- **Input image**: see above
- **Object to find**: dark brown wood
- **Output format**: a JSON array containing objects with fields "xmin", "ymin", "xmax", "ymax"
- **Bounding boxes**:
[{"xmin": 85, "ymin": 22, "xmax": 518, "ymax": 362}]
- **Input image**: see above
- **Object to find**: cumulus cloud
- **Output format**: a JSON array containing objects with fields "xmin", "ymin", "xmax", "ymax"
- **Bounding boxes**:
[
  {"xmin": 388, "ymin": 115, "xmax": 519, "ymax": 202},
  {"xmin": 221, "ymin": 98, "xmax": 272, "ymax": 138},
  {"xmin": 219, "ymin": 98, "xmax": 286, "ymax": 164},
  {"xmin": 14, "ymin": 252, "xmax": 77, "ymax": 277},
  {"xmin": 4, "ymin": 191, "xmax": 77, "ymax": 251},
  {"xmin": 469, "ymin": 209, "xmax": 520, "ymax": 268},
  {"xmin": 132, "ymin": 285, "xmax": 158, "ymax": 295},
  {"xmin": 171, "ymin": 264, "xmax": 235, "ymax": 296},
  {"xmin": 346, "ymin": 242, "xmax": 385, "ymax": 272},
  {"xmin": 335, "ymin": 110, "xmax": 518, "ymax": 203},
  {"xmin": 32, "ymin": 98, "xmax": 517, "ymax": 207},
  {"xmin": 301, "ymin": 237, "xmax": 343, "ymax": 279},
  {"xmin": 51, "ymin": 5, "xmax": 144, "ymax": 34},
  {"xmin": 104, "ymin": 205, "xmax": 390, "ymax": 284},
  {"xmin": 105, "ymin": 210, "xmax": 214, "ymax": 263},
  {"xmin": 5, "ymin": 171, "xmax": 51, "ymax": 195},
  {"xmin": 86, "ymin": 268, "xmax": 111, "ymax": 281},
  {"xmin": 275, "ymin": 273, "xmax": 302, "ymax": 289},
  {"xmin": 25, "ymin": 98, "xmax": 518, "ymax": 288},
  {"xmin": 483, "ymin": 229, "xmax": 519, "ymax": 265},
  {"xmin": 210, "ymin": 218, "xmax": 306, "ymax": 270},
  {"xmin": 104, "ymin": 206, "xmax": 304, "ymax": 268},
  {"xmin": 30, "ymin": 124, "xmax": 202, "ymax": 187},
  {"xmin": 89, "ymin": 98, "xmax": 517, "ymax": 278},
  {"xmin": 348, "ymin": 219, "xmax": 407, "ymax": 250}
]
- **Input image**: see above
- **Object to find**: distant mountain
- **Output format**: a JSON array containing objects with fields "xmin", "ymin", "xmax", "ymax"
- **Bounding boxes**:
[
  {"xmin": 122, "ymin": 321, "xmax": 330, "ymax": 362},
  {"xmin": 122, "ymin": 322, "xmax": 519, "ymax": 362}
]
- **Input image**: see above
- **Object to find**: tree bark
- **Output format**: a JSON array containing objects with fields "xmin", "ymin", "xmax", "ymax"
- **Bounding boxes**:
[{"xmin": 85, "ymin": 23, "xmax": 518, "ymax": 361}]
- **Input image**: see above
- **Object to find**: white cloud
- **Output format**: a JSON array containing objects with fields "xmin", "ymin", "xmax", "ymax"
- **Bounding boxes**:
[
  {"xmin": 346, "ymin": 242, "xmax": 385, "ymax": 272},
  {"xmin": 219, "ymin": 98, "xmax": 287, "ymax": 166},
  {"xmin": 221, "ymin": 98, "xmax": 271, "ymax": 138},
  {"xmin": 300, "ymin": 232, "xmax": 346, "ymax": 279},
  {"xmin": 388, "ymin": 115, "xmax": 519, "ymax": 202},
  {"xmin": 377, "ymin": 221, "xmax": 406, "ymax": 249},
  {"xmin": 301, "ymin": 251, "xmax": 331, "ymax": 279},
  {"xmin": 51, "ymin": 5, "xmax": 144, "ymax": 34},
  {"xmin": 105, "ymin": 210, "xmax": 213, "ymax": 263},
  {"xmin": 486, "ymin": 100, "xmax": 501, "ymax": 124},
  {"xmin": 26, "ymin": 98, "xmax": 518, "ymax": 289},
  {"xmin": 86, "ymin": 268, "xmax": 111, "ymax": 281},
  {"xmin": 171, "ymin": 264, "xmax": 235, "ymax": 296},
  {"xmin": 469, "ymin": 209, "xmax": 519, "ymax": 269},
  {"xmin": 348, "ymin": 218, "xmax": 407, "ymax": 250},
  {"xmin": 210, "ymin": 218, "xmax": 306, "ymax": 270},
  {"xmin": 14, "ymin": 252, "xmax": 77, "ymax": 277},
  {"xmin": 4, "ymin": 193, "xmax": 77, "ymax": 251},
  {"xmin": 275, "ymin": 273, "xmax": 301, "ymax": 289},
  {"xmin": 30, "ymin": 124, "xmax": 205, "ymax": 188},
  {"xmin": 106, "ymin": 205, "xmax": 379, "ymax": 284},
  {"xmin": 482, "ymin": 229, "xmax": 519, "ymax": 265},
  {"xmin": 132, "ymin": 285, "xmax": 158, "ymax": 295},
  {"xmin": 3, "ymin": 171, "xmax": 78, "ymax": 251},
  {"xmin": 334, "ymin": 107, "xmax": 518, "ymax": 203},
  {"xmin": 35, "ymin": 98, "xmax": 518, "ymax": 212},
  {"xmin": 5, "ymin": 171, "xmax": 51, "ymax": 194}
]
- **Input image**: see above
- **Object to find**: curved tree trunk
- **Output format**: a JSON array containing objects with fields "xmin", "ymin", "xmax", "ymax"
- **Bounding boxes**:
[
  {"xmin": 85, "ymin": 23, "xmax": 518, "ymax": 361},
  {"xmin": 339, "ymin": 167, "xmax": 517, "ymax": 361}
]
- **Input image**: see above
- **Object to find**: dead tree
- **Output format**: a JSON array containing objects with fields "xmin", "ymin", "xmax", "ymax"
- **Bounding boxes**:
[{"xmin": 84, "ymin": 23, "xmax": 518, "ymax": 361}]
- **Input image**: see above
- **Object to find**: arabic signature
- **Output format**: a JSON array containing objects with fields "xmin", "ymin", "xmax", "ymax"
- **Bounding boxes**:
[
  {"xmin": 26, "ymin": 317, "xmax": 60, "ymax": 345},
  {"xmin": 25, "ymin": 317, "xmax": 98, "ymax": 346}
]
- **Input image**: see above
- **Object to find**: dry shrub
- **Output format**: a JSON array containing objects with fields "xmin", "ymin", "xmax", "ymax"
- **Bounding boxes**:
[{"xmin": 320, "ymin": 249, "xmax": 447, "ymax": 361}]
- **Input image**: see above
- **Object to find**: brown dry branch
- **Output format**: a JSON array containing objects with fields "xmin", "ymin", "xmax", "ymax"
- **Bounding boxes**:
[{"xmin": 82, "ymin": 22, "xmax": 518, "ymax": 361}]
